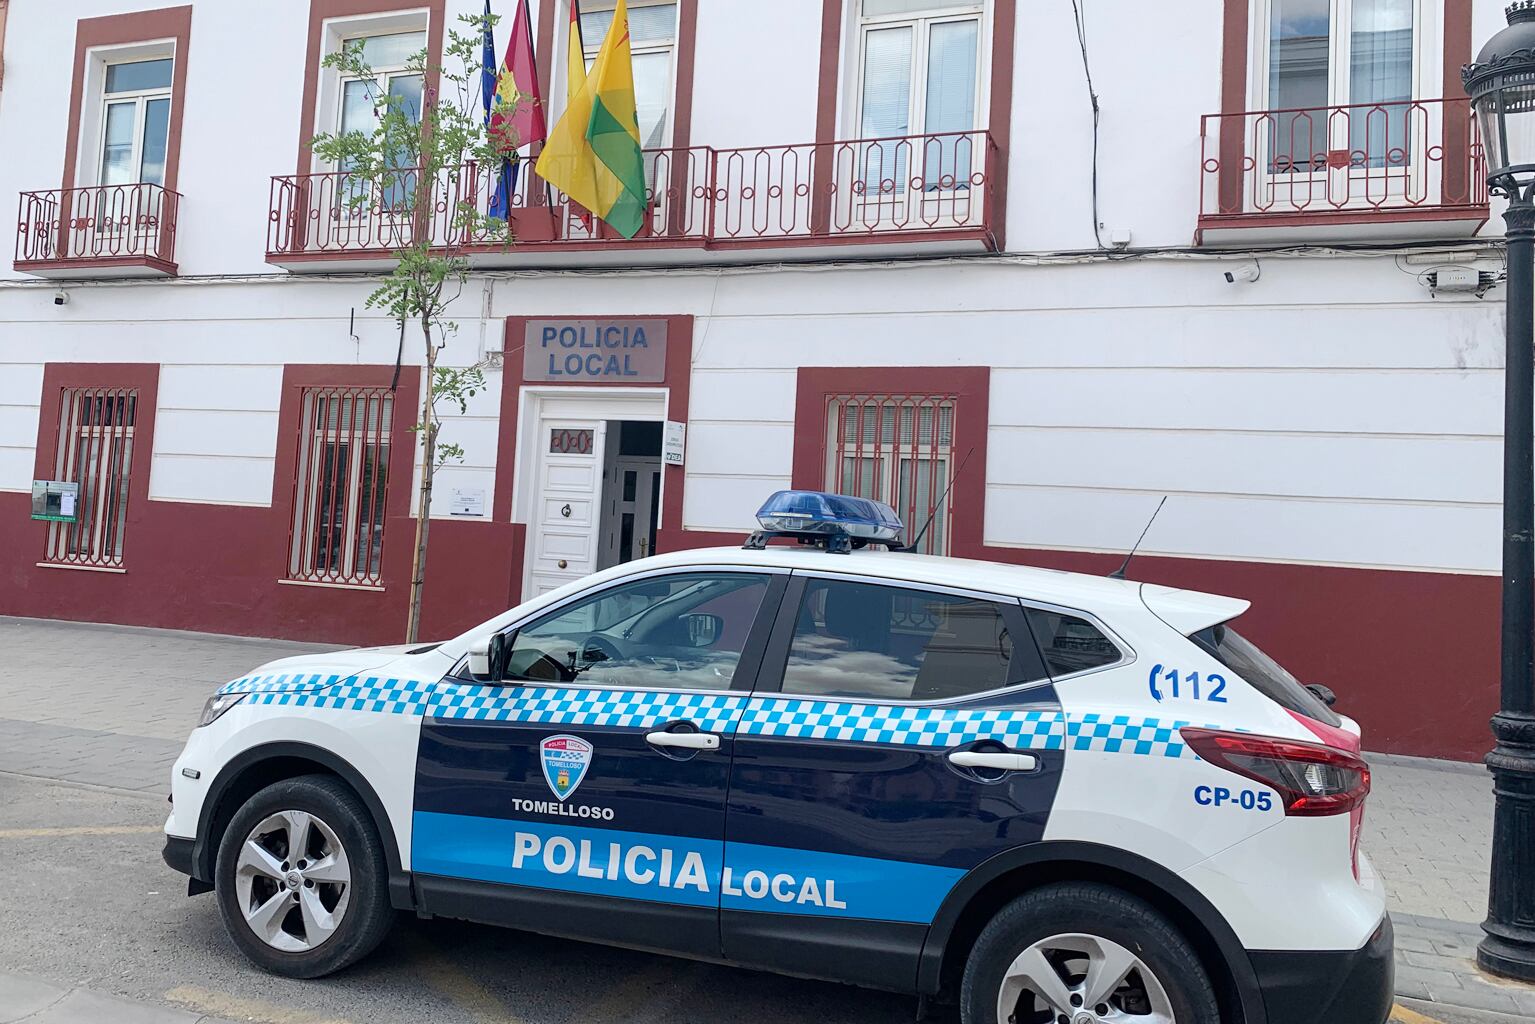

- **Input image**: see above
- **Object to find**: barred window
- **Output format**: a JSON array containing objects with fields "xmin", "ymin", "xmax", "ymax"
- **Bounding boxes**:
[
  {"xmin": 825, "ymin": 393, "xmax": 955, "ymax": 555},
  {"xmin": 44, "ymin": 387, "xmax": 138, "ymax": 569},
  {"xmin": 287, "ymin": 387, "xmax": 393, "ymax": 587}
]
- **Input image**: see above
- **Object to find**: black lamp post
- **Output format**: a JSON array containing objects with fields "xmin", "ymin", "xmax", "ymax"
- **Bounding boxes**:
[{"xmin": 1464, "ymin": 0, "xmax": 1535, "ymax": 983}]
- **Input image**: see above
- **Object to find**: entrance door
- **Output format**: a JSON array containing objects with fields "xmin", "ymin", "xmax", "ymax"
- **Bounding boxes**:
[
  {"xmin": 601, "ymin": 457, "xmax": 662, "ymax": 567},
  {"xmin": 528, "ymin": 420, "xmax": 607, "ymax": 596}
]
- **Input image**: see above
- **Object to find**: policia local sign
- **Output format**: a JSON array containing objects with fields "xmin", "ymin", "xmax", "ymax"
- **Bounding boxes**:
[{"xmin": 524, "ymin": 319, "xmax": 668, "ymax": 382}]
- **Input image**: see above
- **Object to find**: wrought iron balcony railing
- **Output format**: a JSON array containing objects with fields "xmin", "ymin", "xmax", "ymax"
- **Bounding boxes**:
[
  {"xmin": 1198, "ymin": 97, "xmax": 1488, "ymax": 240},
  {"xmin": 14, "ymin": 182, "xmax": 180, "ymax": 274},
  {"xmin": 266, "ymin": 130, "xmax": 999, "ymax": 261}
]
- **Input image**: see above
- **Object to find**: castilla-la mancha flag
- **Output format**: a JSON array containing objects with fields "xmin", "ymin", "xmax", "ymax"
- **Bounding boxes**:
[
  {"xmin": 483, "ymin": 0, "xmax": 545, "ymax": 218},
  {"xmin": 534, "ymin": 0, "xmax": 647, "ymax": 238}
]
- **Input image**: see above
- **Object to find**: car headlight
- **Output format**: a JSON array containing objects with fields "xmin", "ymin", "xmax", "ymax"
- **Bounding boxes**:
[{"xmin": 198, "ymin": 691, "xmax": 248, "ymax": 727}]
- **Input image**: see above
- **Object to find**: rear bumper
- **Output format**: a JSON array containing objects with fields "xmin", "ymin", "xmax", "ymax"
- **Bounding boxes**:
[{"xmin": 1250, "ymin": 914, "xmax": 1394, "ymax": 1024}]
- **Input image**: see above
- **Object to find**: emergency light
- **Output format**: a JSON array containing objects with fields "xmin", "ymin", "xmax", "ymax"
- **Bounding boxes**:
[{"xmin": 744, "ymin": 490, "xmax": 905, "ymax": 553}]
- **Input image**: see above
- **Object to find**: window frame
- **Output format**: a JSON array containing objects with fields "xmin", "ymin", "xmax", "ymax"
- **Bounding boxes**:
[
  {"xmin": 285, "ymin": 385, "xmax": 397, "ymax": 589},
  {"xmin": 42, "ymin": 387, "xmax": 139, "ymax": 570},
  {"xmin": 1247, "ymin": 0, "xmax": 1429, "ymax": 114},
  {"xmin": 852, "ymin": 0, "xmax": 987, "ymax": 142},
  {"xmin": 755, "ymin": 571, "xmax": 1052, "ymax": 707},
  {"xmin": 96, "ymin": 58, "xmax": 173, "ymax": 188},
  {"xmin": 1021, "ymin": 598, "xmax": 1135, "ymax": 684},
  {"xmin": 309, "ymin": 8, "xmax": 434, "ymax": 175},
  {"xmin": 824, "ymin": 392, "xmax": 956, "ymax": 556},
  {"xmin": 460, "ymin": 565, "xmax": 791, "ymax": 694},
  {"xmin": 573, "ymin": 0, "xmax": 681, "ymax": 151}
]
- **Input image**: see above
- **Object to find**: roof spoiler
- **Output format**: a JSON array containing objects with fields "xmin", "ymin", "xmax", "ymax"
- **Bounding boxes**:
[{"xmin": 1139, "ymin": 582, "xmax": 1250, "ymax": 636}]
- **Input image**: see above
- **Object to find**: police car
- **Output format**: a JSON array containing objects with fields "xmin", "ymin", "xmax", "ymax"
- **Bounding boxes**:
[{"xmin": 163, "ymin": 491, "xmax": 1391, "ymax": 1024}]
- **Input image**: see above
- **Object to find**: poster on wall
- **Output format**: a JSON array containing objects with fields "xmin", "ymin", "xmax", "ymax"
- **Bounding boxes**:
[{"xmin": 30, "ymin": 480, "xmax": 80, "ymax": 523}]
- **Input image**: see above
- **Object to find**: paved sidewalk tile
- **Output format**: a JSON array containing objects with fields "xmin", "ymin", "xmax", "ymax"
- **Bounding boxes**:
[
  {"xmin": 1393, "ymin": 914, "xmax": 1535, "ymax": 1016},
  {"xmin": 0, "ymin": 972, "xmax": 69, "ymax": 1023}
]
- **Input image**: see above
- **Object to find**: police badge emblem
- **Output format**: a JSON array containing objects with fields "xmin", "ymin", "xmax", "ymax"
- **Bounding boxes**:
[{"xmin": 539, "ymin": 734, "xmax": 594, "ymax": 801}]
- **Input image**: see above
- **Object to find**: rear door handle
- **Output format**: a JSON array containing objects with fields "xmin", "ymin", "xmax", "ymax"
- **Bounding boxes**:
[
  {"xmin": 645, "ymin": 730, "xmax": 720, "ymax": 751},
  {"xmin": 948, "ymin": 751, "xmax": 1037, "ymax": 772}
]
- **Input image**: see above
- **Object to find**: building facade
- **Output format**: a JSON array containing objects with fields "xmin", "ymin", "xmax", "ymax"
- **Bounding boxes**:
[{"xmin": 0, "ymin": 0, "xmax": 1509, "ymax": 761}]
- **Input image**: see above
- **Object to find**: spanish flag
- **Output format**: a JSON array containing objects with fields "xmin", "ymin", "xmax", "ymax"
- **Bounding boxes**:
[{"xmin": 535, "ymin": 0, "xmax": 647, "ymax": 238}]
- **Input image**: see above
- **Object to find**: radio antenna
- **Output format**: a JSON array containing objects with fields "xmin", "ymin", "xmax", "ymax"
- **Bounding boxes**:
[
  {"xmin": 906, "ymin": 446, "xmax": 975, "ymax": 553},
  {"xmin": 1108, "ymin": 495, "xmax": 1168, "ymax": 580}
]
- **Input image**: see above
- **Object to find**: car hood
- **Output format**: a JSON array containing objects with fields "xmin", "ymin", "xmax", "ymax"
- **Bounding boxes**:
[{"xmin": 219, "ymin": 644, "xmax": 447, "ymax": 695}]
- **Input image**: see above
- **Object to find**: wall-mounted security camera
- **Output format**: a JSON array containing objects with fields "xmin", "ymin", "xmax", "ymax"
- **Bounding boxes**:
[
  {"xmin": 52, "ymin": 290, "xmax": 68, "ymax": 306},
  {"xmin": 1223, "ymin": 262, "xmax": 1261, "ymax": 284}
]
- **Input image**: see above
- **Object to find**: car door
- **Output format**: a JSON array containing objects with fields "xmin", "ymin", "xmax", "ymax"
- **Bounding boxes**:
[
  {"xmin": 412, "ymin": 566, "xmax": 787, "ymax": 957},
  {"xmin": 720, "ymin": 571, "xmax": 1067, "ymax": 990}
]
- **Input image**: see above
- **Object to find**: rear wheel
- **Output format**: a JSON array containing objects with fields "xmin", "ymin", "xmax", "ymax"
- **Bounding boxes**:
[
  {"xmin": 214, "ymin": 774, "xmax": 393, "ymax": 977},
  {"xmin": 960, "ymin": 883, "xmax": 1220, "ymax": 1024}
]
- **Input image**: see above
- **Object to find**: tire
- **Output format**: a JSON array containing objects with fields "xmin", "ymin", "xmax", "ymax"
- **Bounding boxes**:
[
  {"xmin": 214, "ymin": 774, "xmax": 394, "ymax": 978},
  {"xmin": 960, "ymin": 882, "xmax": 1221, "ymax": 1024}
]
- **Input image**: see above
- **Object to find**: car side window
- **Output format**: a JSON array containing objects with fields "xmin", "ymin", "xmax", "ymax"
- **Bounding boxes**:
[
  {"xmin": 502, "ymin": 572, "xmax": 772, "ymax": 691},
  {"xmin": 778, "ymin": 578, "xmax": 1022, "ymax": 701},
  {"xmin": 1024, "ymin": 607, "xmax": 1122, "ymax": 677}
]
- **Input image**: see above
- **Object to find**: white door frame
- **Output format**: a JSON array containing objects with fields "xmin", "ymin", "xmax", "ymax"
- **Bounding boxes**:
[{"xmin": 513, "ymin": 386, "xmax": 670, "ymax": 599}]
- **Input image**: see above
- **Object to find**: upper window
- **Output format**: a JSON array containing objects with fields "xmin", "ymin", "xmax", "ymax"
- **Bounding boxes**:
[
  {"xmin": 856, "ymin": 0, "xmax": 983, "ymax": 142},
  {"xmin": 44, "ymin": 387, "xmax": 138, "ymax": 570},
  {"xmin": 287, "ymin": 387, "xmax": 394, "ymax": 588},
  {"xmin": 1260, "ymin": 0, "xmax": 1416, "ymax": 169},
  {"xmin": 825, "ymin": 393, "xmax": 955, "ymax": 555},
  {"xmin": 500, "ymin": 572, "xmax": 772, "ymax": 691},
  {"xmin": 1024, "ymin": 608, "xmax": 1123, "ymax": 678},
  {"xmin": 98, "ymin": 58, "xmax": 172, "ymax": 187},
  {"xmin": 336, "ymin": 31, "xmax": 425, "ymax": 143},
  {"xmin": 579, "ymin": 1, "xmax": 677, "ymax": 150},
  {"xmin": 780, "ymin": 578, "xmax": 1031, "ymax": 701}
]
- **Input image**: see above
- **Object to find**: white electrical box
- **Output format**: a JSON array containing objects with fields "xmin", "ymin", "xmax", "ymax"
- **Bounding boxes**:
[{"xmin": 1430, "ymin": 267, "xmax": 1482, "ymax": 292}]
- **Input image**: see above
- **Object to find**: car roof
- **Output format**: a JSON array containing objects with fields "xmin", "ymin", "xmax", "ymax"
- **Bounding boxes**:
[{"xmin": 444, "ymin": 543, "xmax": 1250, "ymax": 656}]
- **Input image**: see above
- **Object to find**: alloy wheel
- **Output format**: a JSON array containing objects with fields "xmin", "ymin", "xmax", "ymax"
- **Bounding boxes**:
[
  {"xmin": 234, "ymin": 808, "xmax": 351, "ymax": 953},
  {"xmin": 997, "ymin": 932, "xmax": 1176, "ymax": 1024}
]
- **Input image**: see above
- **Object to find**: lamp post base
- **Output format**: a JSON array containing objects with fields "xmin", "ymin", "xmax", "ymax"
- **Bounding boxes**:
[{"xmin": 1477, "ymin": 710, "xmax": 1535, "ymax": 982}]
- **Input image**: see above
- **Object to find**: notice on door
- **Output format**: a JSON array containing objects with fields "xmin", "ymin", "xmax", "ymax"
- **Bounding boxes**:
[{"xmin": 524, "ymin": 320, "xmax": 669, "ymax": 383}]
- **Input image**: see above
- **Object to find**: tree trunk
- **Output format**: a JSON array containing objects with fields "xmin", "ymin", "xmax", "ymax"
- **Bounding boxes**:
[{"xmin": 405, "ymin": 318, "xmax": 437, "ymax": 643}]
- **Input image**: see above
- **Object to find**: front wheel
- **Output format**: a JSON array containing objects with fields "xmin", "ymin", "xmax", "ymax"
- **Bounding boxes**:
[
  {"xmin": 214, "ymin": 774, "xmax": 393, "ymax": 978},
  {"xmin": 960, "ymin": 883, "xmax": 1221, "ymax": 1024}
]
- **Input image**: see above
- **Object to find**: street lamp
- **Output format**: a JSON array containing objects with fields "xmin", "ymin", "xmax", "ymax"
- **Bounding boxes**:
[{"xmin": 1464, "ymin": 0, "xmax": 1535, "ymax": 984}]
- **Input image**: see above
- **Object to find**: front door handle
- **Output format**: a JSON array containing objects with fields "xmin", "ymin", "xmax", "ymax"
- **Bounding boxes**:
[
  {"xmin": 646, "ymin": 730, "xmax": 720, "ymax": 751},
  {"xmin": 948, "ymin": 751, "xmax": 1037, "ymax": 772}
]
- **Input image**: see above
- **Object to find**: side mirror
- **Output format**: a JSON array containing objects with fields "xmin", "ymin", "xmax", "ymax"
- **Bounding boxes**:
[
  {"xmin": 685, "ymin": 613, "xmax": 722, "ymax": 648},
  {"xmin": 466, "ymin": 639, "xmax": 491, "ymax": 679},
  {"xmin": 1305, "ymin": 683, "xmax": 1338, "ymax": 708},
  {"xmin": 488, "ymin": 632, "xmax": 513, "ymax": 682}
]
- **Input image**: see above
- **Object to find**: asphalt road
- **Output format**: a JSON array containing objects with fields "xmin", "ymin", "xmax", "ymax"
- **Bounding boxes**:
[
  {"xmin": 4, "ymin": 770, "xmax": 1528, "ymax": 1024},
  {"xmin": 0, "ymin": 772, "xmax": 915, "ymax": 1024}
]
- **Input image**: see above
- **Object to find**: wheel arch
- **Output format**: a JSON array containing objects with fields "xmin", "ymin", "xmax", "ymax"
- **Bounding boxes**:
[
  {"xmin": 192, "ymin": 741, "xmax": 413, "ymax": 910},
  {"xmin": 919, "ymin": 840, "xmax": 1266, "ymax": 1024}
]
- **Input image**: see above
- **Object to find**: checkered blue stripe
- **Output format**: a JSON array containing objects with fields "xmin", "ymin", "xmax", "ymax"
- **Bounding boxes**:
[
  {"xmin": 737, "ymin": 698, "xmax": 1067, "ymax": 750},
  {"xmin": 223, "ymin": 675, "xmax": 1201, "ymax": 758}
]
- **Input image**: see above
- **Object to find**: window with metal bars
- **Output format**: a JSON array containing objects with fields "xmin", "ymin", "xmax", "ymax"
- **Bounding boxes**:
[
  {"xmin": 44, "ymin": 387, "xmax": 138, "ymax": 569},
  {"xmin": 287, "ymin": 387, "xmax": 394, "ymax": 587},
  {"xmin": 825, "ymin": 393, "xmax": 955, "ymax": 555}
]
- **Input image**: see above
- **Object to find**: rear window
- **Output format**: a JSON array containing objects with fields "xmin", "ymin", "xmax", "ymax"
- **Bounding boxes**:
[{"xmin": 1190, "ymin": 622, "xmax": 1341, "ymax": 726}]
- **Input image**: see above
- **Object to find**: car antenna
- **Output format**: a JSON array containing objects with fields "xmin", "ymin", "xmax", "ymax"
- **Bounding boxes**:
[
  {"xmin": 905, "ymin": 446, "xmax": 975, "ymax": 553},
  {"xmin": 1108, "ymin": 495, "xmax": 1168, "ymax": 580}
]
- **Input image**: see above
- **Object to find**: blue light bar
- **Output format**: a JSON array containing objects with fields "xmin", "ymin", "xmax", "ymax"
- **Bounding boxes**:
[{"xmin": 751, "ymin": 490, "xmax": 904, "ymax": 550}]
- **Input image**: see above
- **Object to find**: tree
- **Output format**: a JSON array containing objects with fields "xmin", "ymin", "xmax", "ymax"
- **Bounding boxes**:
[{"xmin": 312, "ymin": 13, "xmax": 523, "ymax": 641}]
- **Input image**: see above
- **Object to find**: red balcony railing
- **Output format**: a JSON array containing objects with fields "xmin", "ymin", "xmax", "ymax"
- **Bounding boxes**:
[
  {"xmin": 266, "ymin": 130, "xmax": 998, "ymax": 261},
  {"xmin": 14, "ymin": 182, "xmax": 180, "ymax": 273},
  {"xmin": 1198, "ymin": 97, "xmax": 1488, "ymax": 239}
]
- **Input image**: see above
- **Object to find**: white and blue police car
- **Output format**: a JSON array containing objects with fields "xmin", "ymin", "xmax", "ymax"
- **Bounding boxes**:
[{"xmin": 163, "ymin": 491, "xmax": 1391, "ymax": 1024}]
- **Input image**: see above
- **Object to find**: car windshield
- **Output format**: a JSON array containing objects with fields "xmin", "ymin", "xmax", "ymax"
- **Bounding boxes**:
[{"xmin": 1189, "ymin": 621, "xmax": 1342, "ymax": 727}]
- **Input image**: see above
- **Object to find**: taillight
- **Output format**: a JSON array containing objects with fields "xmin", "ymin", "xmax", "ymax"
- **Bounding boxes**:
[{"xmin": 1180, "ymin": 728, "xmax": 1370, "ymax": 817}]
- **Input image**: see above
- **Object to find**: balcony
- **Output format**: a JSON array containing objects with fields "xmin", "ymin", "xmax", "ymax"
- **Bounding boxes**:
[
  {"xmin": 1197, "ymin": 98, "xmax": 1489, "ymax": 245},
  {"xmin": 14, "ymin": 182, "xmax": 180, "ymax": 277},
  {"xmin": 266, "ymin": 130, "xmax": 999, "ymax": 270}
]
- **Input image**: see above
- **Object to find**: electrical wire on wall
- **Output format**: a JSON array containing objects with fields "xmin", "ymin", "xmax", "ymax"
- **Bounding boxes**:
[{"xmin": 1070, "ymin": 0, "xmax": 1105, "ymax": 249}]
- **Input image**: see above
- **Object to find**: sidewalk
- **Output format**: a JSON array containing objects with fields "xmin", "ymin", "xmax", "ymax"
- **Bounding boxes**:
[
  {"xmin": 0, "ymin": 614, "xmax": 1531, "ymax": 1019},
  {"xmin": 0, "ymin": 972, "xmax": 236, "ymax": 1024}
]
